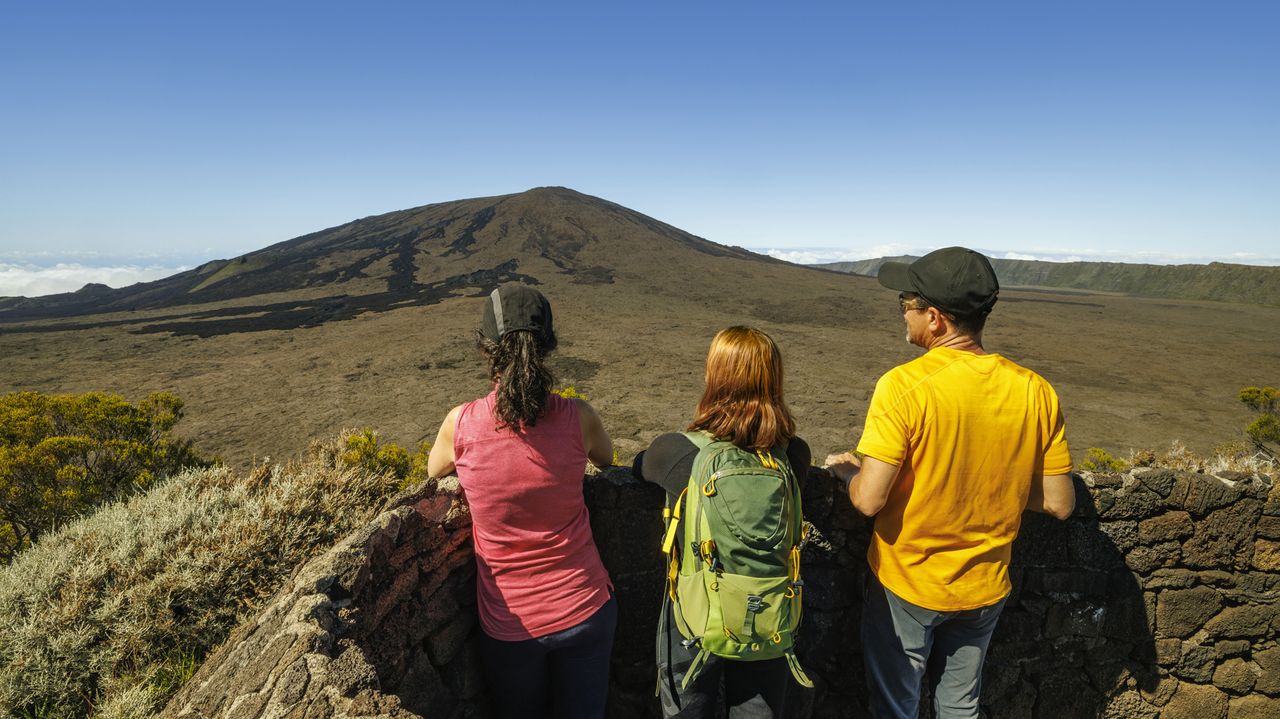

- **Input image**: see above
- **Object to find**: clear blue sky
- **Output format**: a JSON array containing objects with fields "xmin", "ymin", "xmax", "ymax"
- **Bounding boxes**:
[{"xmin": 2, "ymin": 1, "xmax": 1277, "ymax": 294}]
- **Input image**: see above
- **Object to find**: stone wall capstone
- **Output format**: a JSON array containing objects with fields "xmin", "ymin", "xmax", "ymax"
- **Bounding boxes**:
[{"xmin": 162, "ymin": 466, "xmax": 1279, "ymax": 718}]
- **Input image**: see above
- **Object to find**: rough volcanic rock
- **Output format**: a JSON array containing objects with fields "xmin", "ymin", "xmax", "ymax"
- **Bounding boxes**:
[
  {"xmin": 1157, "ymin": 586, "xmax": 1224, "ymax": 638},
  {"xmin": 1212, "ymin": 658, "xmax": 1259, "ymax": 695},
  {"xmin": 160, "ymin": 478, "xmax": 477, "ymax": 719},
  {"xmin": 1169, "ymin": 475, "xmax": 1245, "ymax": 517},
  {"xmin": 1161, "ymin": 681, "xmax": 1228, "ymax": 719},
  {"xmin": 161, "ymin": 467, "xmax": 1277, "ymax": 718},
  {"xmin": 1139, "ymin": 511, "xmax": 1194, "ymax": 544},
  {"xmin": 1182, "ymin": 501, "xmax": 1263, "ymax": 570},
  {"xmin": 1204, "ymin": 605, "xmax": 1278, "ymax": 639},
  {"xmin": 1227, "ymin": 693, "xmax": 1278, "ymax": 719}
]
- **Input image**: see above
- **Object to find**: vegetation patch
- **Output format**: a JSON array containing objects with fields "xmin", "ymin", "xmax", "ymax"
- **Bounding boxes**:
[
  {"xmin": 1239, "ymin": 386, "xmax": 1279, "ymax": 460},
  {"xmin": 321, "ymin": 427, "xmax": 430, "ymax": 490},
  {"xmin": 190, "ymin": 254, "xmax": 276, "ymax": 293},
  {"xmin": 1080, "ymin": 447, "xmax": 1128, "ymax": 472},
  {"xmin": 0, "ymin": 391, "xmax": 209, "ymax": 562},
  {"xmin": 0, "ymin": 431, "xmax": 407, "ymax": 719},
  {"xmin": 552, "ymin": 386, "xmax": 589, "ymax": 400}
]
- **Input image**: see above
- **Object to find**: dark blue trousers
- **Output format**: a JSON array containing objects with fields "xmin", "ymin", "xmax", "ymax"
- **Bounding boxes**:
[{"xmin": 479, "ymin": 594, "xmax": 617, "ymax": 719}]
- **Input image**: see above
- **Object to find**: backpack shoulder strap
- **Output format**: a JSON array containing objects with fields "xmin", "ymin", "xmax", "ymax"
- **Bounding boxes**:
[
  {"xmin": 761, "ymin": 441, "xmax": 805, "ymax": 547},
  {"xmin": 680, "ymin": 429, "xmax": 716, "ymax": 451},
  {"xmin": 660, "ymin": 487, "xmax": 688, "ymax": 557},
  {"xmin": 680, "ymin": 430, "xmax": 722, "ymax": 489}
]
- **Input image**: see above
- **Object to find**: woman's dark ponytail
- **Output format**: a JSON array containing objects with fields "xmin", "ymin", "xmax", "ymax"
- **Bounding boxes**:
[{"xmin": 477, "ymin": 329, "xmax": 555, "ymax": 431}]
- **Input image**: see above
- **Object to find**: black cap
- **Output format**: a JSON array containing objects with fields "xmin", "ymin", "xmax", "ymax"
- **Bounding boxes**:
[
  {"xmin": 877, "ymin": 247, "xmax": 999, "ymax": 316},
  {"xmin": 480, "ymin": 284, "xmax": 556, "ymax": 348}
]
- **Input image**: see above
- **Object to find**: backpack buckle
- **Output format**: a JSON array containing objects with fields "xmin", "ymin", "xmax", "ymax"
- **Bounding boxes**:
[{"xmin": 746, "ymin": 595, "xmax": 765, "ymax": 613}]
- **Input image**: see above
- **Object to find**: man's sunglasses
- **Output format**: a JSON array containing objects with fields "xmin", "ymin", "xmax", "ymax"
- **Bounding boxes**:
[{"xmin": 898, "ymin": 293, "xmax": 930, "ymax": 312}]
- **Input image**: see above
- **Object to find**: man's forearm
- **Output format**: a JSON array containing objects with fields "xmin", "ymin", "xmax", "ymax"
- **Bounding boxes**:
[
  {"xmin": 848, "ymin": 455, "xmax": 899, "ymax": 517},
  {"xmin": 1027, "ymin": 473, "xmax": 1076, "ymax": 520}
]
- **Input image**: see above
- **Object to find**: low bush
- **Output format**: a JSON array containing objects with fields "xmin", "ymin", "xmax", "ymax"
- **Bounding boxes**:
[
  {"xmin": 1083, "ymin": 441, "xmax": 1277, "ymax": 476},
  {"xmin": 1240, "ymin": 386, "xmax": 1279, "ymax": 458},
  {"xmin": 311, "ymin": 428, "xmax": 430, "ymax": 489},
  {"xmin": 0, "ymin": 391, "xmax": 210, "ymax": 562},
  {"xmin": 553, "ymin": 386, "xmax": 589, "ymax": 400},
  {"xmin": 1079, "ymin": 447, "xmax": 1128, "ymax": 473},
  {"xmin": 0, "ymin": 433, "xmax": 404, "ymax": 719}
]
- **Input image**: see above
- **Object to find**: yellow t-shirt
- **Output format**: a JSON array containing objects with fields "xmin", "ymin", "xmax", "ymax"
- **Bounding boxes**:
[{"xmin": 856, "ymin": 346, "xmax": 1072, "ymax": 611}]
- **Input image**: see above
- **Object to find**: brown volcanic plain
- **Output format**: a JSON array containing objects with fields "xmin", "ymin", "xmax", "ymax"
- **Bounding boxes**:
[{"xmin": 1, "ymin": 187, "xmax": 1277, "ymax": 467}]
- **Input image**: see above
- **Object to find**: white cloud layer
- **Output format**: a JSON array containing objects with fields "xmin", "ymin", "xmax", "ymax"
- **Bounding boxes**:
[
  {"xmin": 0, "ymin": 263, "xmax": 188, "ymax": 298},
  {"xmin": 755, "ymin": 247, "xmax": 1280, "ymax": 267},
  {"xmin": 756, "ymin": 244, "xmax": 919, "ymax": 266}
]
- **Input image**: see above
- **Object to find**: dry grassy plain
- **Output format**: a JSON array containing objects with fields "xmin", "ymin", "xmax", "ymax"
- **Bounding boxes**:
[
  {"xmin": 3, "ymin": 269, "xmax": 1274, "ymax": 469},
  {"xmin": 1, "ymin": 189, "xmax": 1277, "ymax": 467}
]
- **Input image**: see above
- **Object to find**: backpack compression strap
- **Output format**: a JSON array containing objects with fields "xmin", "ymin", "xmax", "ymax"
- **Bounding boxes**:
[
  {"xmin": 787, "ymin": 651, "xmax": 814, "ymax": 688},
  {"xmin": 681, "ymin": 647, "xmax": 713, "ymax": 691}
]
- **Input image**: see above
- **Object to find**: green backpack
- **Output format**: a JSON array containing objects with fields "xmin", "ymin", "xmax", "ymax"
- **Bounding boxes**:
[{"xmin": 660, "ymin": 430, "xmax": 813, "ymax": 690}]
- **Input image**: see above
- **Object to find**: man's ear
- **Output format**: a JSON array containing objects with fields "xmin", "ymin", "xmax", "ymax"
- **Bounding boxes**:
[{"xmin": 927, "ymin": 307, "xmax": 950, "ymax": 333}]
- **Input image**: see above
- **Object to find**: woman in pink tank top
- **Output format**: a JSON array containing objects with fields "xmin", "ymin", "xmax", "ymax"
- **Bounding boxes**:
[{"xmin": 426, "ymin": 284, "xmax": 615, "ymax": 719}]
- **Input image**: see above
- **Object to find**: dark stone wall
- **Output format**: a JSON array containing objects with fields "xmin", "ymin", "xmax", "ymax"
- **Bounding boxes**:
[
  {"xmin": 757, "ymin": 467, "xmax": 1279, "ymax": 719},
  {"xmin": 163, "ymin": 466, "xmax": 1280, "ymax": 718}
]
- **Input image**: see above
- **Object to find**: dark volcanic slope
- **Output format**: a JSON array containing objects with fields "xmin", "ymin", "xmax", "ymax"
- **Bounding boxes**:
[
  {"xmin": 0, "ymin": 187, "xmax": 774, "ymax": 334},
  {"xmin": 819, "ymin": 256, "xmax": 1280, "ymax": 306},
  {"xmin": 2, "ymin": 187, "xmax": 1276, "ymax": 469}
]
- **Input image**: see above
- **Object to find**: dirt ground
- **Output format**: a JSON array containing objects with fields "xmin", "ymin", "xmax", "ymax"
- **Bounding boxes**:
[{"xmin": 2, "ymin": 267, "xmax": 1276, "ymax": 469}]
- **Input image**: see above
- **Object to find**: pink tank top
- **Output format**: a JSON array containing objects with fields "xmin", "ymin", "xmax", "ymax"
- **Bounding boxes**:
[{"xmin": 453, "ymin": 390, "xmax": 612, "ymax": 640}]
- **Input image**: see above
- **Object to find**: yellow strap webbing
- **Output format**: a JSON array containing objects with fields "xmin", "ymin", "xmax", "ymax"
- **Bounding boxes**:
[
  {"xmin": 786, "ymin": 651, "xmax": 814, "ymax": 688},
  {"xmin": 667, "ymin": 554, "xmax": 679, "ymax": 601},
  {"xmin": 660, "ymin": 488, "xmax": 688, "ymax": 555}
]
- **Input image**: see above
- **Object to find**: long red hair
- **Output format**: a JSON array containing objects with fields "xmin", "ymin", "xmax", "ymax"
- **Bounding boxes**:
[{"xmin": 688, "ymin": 326, "xmax": 795, "ymax": 451}]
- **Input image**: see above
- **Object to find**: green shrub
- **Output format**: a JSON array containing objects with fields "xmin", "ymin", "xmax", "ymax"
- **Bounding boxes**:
[
  {"xmin": 1239, "ymin": 386, "xmax": 1278, "ymax": 414},
  {"xmin": 1079, "ymin": 447, "xmax": 1127, "ymax": 473},
  {"xmin": 324, "ymin": 428, "xmax": 431, "ymax": 489},
  {"xmin": 0, "ymin": 435, "xmax": 403, "ymax": 718},
  {"xmin": 1239, "ymin": 386, "xmax": 1279, "ymax": 458},
  {"xmin": 553, "ymin": 386, "xmax": 589, "ymax": 400},
  {"xmin": 1085, "ymin": 441, "xmax": 1274, "ymax": 476},
  {"xmin": 1247, "ymin": 414, "xmax": 1280, "ymax": 446},
  {"xmin": 0, "ymin": 391, "xmax": 210, "ymax": 562},
  {"xmin": 341, "ymin": 428, "xmax": 412, "ymax": 478}
]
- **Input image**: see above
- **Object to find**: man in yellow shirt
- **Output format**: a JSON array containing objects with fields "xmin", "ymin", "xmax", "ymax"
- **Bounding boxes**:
[{"xmin": 825, "ymin": 247, "xmax": 1075, "ymax": 719}]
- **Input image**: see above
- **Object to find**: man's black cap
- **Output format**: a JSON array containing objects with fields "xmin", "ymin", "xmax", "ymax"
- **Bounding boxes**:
[
  {"xmin": 877, "ymin": 247, "xmax": 1000, "ymax": 316},
  {"xmin": 480, "ymin": 284, "xmax": 556, "ymax": 348}
]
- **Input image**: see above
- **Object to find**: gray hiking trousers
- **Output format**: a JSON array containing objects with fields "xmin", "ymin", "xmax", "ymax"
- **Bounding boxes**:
[{"xmin": 861, "ymin": 575, "xmax": 1007, "ymax": 719}]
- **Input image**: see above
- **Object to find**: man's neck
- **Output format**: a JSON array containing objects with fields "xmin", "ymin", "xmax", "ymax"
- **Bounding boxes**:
[{"xmin": 926, "ymin": 331, "xmax": 986, "ymax": 355}]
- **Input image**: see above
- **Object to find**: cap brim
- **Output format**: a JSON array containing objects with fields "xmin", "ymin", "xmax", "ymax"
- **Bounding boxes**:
[{"xmin": 876, "ymin": 262, "xmax": 916, "ymax": 292}]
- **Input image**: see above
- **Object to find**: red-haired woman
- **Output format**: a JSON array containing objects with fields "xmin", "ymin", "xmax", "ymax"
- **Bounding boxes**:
[
  {"xmin": 427, "ymin": 284, "xmax": 615, "ymax": 719},
  {"xmin": 634, "ymin": 326, "xmax": 811, "ymax": 719}
]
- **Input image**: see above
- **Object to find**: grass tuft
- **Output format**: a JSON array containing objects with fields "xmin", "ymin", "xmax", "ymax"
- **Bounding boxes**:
[
  {"xmin": 1088, "ymin": 440, "xmax": 1278, "ymax": 476},
  {"xmin": 0, "ymin": 433, "xmax": 404, "ymax": 718}
]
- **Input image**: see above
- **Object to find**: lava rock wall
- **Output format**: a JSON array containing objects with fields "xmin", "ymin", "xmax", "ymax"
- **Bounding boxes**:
[{"xmin": 163, "ymin": 466, "xmax": 1279, "ymax": 718}]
